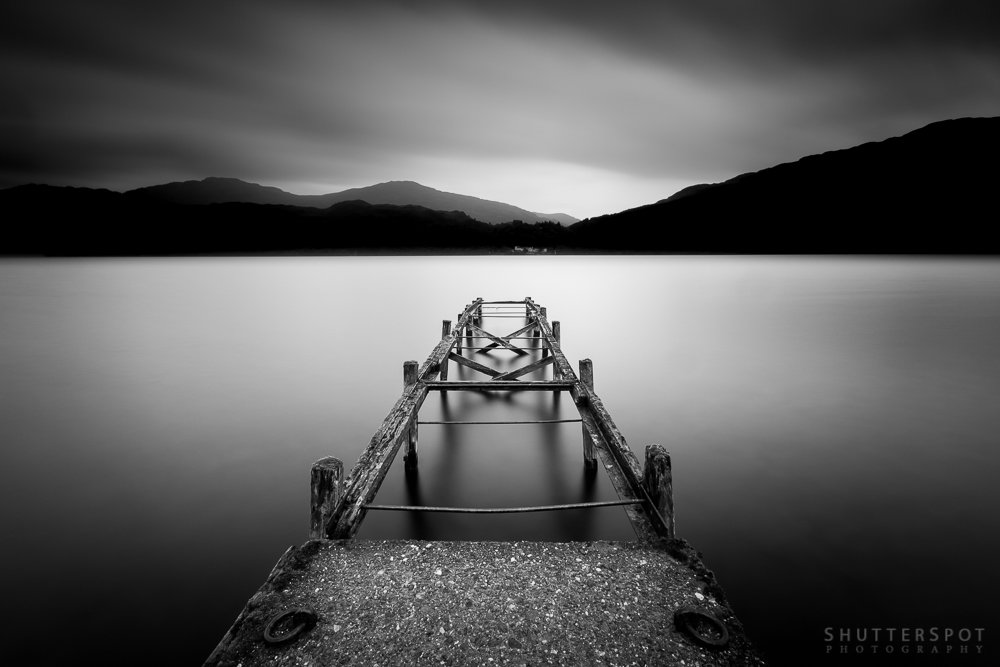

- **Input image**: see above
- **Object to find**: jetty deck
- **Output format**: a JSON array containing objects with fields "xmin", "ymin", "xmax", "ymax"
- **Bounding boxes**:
[{"xmin": 205, "ymin": 298, "xmax": 764, "ymax": 666}]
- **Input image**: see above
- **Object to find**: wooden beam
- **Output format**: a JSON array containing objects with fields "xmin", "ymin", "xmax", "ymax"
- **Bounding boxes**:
[
  {"xmin": 326, "ymin": 380, "xmax": 429, "ymax": 538},
  {"xmin": 579, "ymin": 359, "xmax": 596, "ymax": 469},
  {"xmin": 576, "ymin": 411, "xmax": 655, "ymax": 541},
  {"xmin": 417, "ymin": 418, "xmax": 583, "ymax": 425},
  {"xmin": 467, "ymin": 323, "xmax": 527, "ymax": 355},
  {"xmin": 323, "ymin": 300, "xmax": 485, "ymax": 540},
  {"xmin": 404, "ymin": 361, "xmax": 419, "ymax": 470},
  {"xmin": 424, "ymin": 380, "xmax": 574, "ymax": 391},
  {"xmin": 416, "ymin": 299, "xmax": 482, "ymax": 381},
  {"xmin": 539, "ymin": 307, "xmax": 549, "ymax": 358},
  {"xmin": 479, "ymin": 321, "xmax": 537, "ymax": 351},
  {"xmin": 364, "ymin": 499, "xmax": 642, "ymax": 514},
  {"xmin": 448, "ymin": 352, "xmax": 501, "ymax": 377},
  {"xmin": 492, "ymin": 355, "xmax": 555, "ymax": 381},
  {"xmin": 528, "ymin": 300, "xmax": 671, "ymax": 540},
  {"xmin": 440, "ymin": 321, "xmax": 451, "ymax": 381},
  {"xmin": 552, "ymin": 321, "xmax": 561, "ymax": 378}
]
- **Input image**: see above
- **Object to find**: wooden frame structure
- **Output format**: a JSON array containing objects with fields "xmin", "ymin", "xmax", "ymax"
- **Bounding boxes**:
[{"xmin": 310, "ymin": 298, "xmax": 674, "ymax": 542}]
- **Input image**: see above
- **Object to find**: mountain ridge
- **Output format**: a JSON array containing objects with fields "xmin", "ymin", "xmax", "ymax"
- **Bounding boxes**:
[
  {"xmin": 570, "ymin": 115, "xmax": 999, "ymax": 252},
  {"xmin": 2, "ymin": 116, "xmax": 997, "ymax": 254},
  {"xmin": 127, "ymin": 178, "xmax": 578, "ymax": 225}
]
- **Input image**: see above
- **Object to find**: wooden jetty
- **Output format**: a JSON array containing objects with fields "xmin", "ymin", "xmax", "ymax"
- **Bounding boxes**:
[{"xmin": 205, "ymin": 298, "xmax": 765, "ymax": 666}]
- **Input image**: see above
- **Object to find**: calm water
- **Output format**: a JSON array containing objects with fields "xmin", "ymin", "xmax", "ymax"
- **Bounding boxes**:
[{"xmin": 1, "ymin": 256, "xmax": 997, "ymax": 665}]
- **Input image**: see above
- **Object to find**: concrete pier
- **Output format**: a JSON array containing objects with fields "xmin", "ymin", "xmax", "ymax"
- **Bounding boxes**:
[{"xmin": 206, "ymin": 539, "xmax": 764, "ymax": 666}]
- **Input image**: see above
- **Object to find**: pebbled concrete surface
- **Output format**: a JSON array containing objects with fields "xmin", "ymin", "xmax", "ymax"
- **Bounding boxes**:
[{"xmin": 206, "ymin": 539, "xmax": 765, "ymax": 666}]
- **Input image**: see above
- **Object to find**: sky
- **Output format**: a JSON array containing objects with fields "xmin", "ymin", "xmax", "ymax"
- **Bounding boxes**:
[{"xmin": 2, "ymin": 0, "xmax": 998, "ymax": 218}]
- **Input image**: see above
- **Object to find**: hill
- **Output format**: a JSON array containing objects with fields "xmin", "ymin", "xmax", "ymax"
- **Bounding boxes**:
[
  {"xmin": 569, "ymin": 116, "xmax": 999, "ymax": 252},
  {"xmin": 3, "ymin": 117, "xmax": 997, "ymax": 254},
  {"xmin": 127, "ymin": 178, "xmax": 578, "ymax": 225},
  {"xmin": 0, "ymin": 186, "xmax": 569, "ymax": 254}
]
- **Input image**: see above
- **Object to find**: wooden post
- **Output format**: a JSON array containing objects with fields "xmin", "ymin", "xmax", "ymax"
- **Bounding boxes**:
[
  {"xmin": 455, "ymin": 314, "xmax": 463, "ymax": 353},
  {"xmin": 404, "ymin": 361, "xmax": 419, "ymax": 469},
  {"xmin": 643, "ymin": 444, "xmax": 675, "ymax": 539},
  {"xmin": 310, "ymin": 456, "xmax": 343, "ymax": 539},
  {"xmin": 579, "ymin": 358, "xmax": 593, "ymax": 390},
  {"xmin": 579, "ymin": 359, "xmax": 596, "ymax": 469},
  {"xmin": 552, "ymin": 321, "xmax": 561, "ymax": 379},
  {"xmin": 440, "ymin": 320, "xmax": 451, "ymax": 380},
  {"xmin": 540, "ymin": 307, "xmax": 549, "ymax": 358}
]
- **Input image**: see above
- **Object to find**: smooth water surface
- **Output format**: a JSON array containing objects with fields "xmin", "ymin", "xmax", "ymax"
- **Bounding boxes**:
[{"xmin": 1, "ymin": 256, "xmax": 998, "ymax": 665}]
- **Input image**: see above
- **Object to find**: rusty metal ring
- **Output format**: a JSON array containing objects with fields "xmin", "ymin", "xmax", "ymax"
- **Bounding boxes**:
[
  {"xmin": 263, "ymin": 608, "xmax": 318, "ymax": 645},
  {"xmin": 674, "ymin": 606, "xmax": 729, "ymax": 648}
]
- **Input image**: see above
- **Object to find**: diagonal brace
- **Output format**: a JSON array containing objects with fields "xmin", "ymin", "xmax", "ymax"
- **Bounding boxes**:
[
  {"xmin": 448, "ymin": 352, "xmax": 502, "ymax": 377},
  {"xmin": 492, "ymin": 355, "xmax": 554, "ymax": 381},
  {"xmin": 467, "ymin": 323, "xmax": 527, "ymax": 355},
  {"xmin": 478, "ymin": 321, "xmax": 538, "ymax": 353}
]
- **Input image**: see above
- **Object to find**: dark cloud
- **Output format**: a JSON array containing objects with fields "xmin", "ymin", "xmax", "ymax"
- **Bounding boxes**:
[{"xmin": 2, "ymin": 0, "xmax": 997, "ymax": 216}]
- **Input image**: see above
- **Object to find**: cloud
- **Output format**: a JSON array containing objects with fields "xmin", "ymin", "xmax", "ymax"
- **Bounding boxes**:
[{"xmin": 2, "ymin": 0, "xmax": 998, "ymax": 216}]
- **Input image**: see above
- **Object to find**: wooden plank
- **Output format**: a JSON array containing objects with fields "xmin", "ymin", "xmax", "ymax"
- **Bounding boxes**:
[
  {"xmin": 528, "ymin": 300, "xmax": 671, "ymax": 540},
  {"xmin": 467, "ymin": 323, "xmax": 527, "ymax": 355},
  {"xmin": 552, "ymin": 321, "xmax": 562, "ymax": 378},
  {"xmin": 577, "ymin": 409, "xmax": 656, "ymax": 541},
  {"xmin": 326, "ymin": 301, "xmax": 487, "ymax": 538},
  {"xmin": 417, "ymin": 418, "xmax": 583, "ymax": 425},
  {"xmin": 364, "ymin": 500, "xmax": 643, "ymax": 513},
  {"xmin": 492, "ymin": 355, "xmax": 555, "ymax": 381},
  {"xmin": 571, "ymin": 383, "xmax": 644, "ymax": 485},
  {"xmin": 579, "ymin": 359, "xmax": 597, "ymax": 469},
  {"xmin": 326, "ymin": 381, "xmax": 429, "ymax": 538},
  {"xmin": 448, "ymin": 352, "xmax": 501, "ymax": 377},
  {"xmin": 468, "ymin": 336, "xmax": 539, "ymax": 340},
  {"xmin": 404, "ymin": 361, "xmax": 419, "ymax": 469},
  {"xmin": 440, "ymin": 320, "xmax": 451, "ymax": 381},
  {"xmin": 424, "ymin": 381, "xmax": 574, "ymax": 391},
  {"xmin": 415, "ymin": 299, "xmax": 482, "ymax": 381}
]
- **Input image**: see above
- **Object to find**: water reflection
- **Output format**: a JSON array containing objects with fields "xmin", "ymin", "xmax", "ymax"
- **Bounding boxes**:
[{"xmin": 1, "ymin": 256, "xmax": 999, "ymax": 666}]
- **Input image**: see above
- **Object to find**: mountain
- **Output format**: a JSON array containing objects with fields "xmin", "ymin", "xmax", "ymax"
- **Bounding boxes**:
[
  {"xmin": 4, "ymin": 117, "xmax": 997, "ymax": 254},
  {"xmin": 0, "ymin": 186, "xmax": 570, "ymax": 255},
  {"xmin": 568, "ymin": 116, "xmax": 1000, "ymax": 252},
  {"xmin": 128, "ymin": 178, "xmax": 578, "ymax": 225},
  {"xmin": 127, "ymin": 177, "xmax": 304, "ymax": 206}
]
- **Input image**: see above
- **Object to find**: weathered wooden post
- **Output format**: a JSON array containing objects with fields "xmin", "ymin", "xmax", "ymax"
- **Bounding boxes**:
[
  {"xmin": 310, "ymin": 456, "xmax": 343, "ymax": 539},
  {"xmin": 440, "ymin": 320, "xmax": 451, "ymax": 380},
  {"xmin": 643, "ymin": 444, "xmax": 675, "ymax": 539},
  {"xmin": 455, "ymin": 314, "xmax": 463, "ymax": 353},
  {"xmin": 404, "ymin": 360, "xmax": 419, "ymax": 469},
  {"xmin": 475, "ymin": 297, "xmax": 483, "ymax": 326},
  {"xmin": 579, "ymin": 358, "xmax": 597, "ymax": 469},
  {"xmin": 540, "ymin": 307, "xmax": 549, "ymax": 358},
  {"xmin": 552, "ymin": 321, "xmax": 561, "ymax": 378}
]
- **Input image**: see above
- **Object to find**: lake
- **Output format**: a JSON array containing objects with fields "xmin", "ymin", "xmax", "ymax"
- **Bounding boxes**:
[{"xmin": 1, "ymin": 255, "xmax": 997, "ymax": 665}]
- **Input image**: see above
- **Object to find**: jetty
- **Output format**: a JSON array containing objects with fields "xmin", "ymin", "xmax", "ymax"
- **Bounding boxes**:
[{"xmin": 205, "ymin": 298, "xmax": 764, "ymax": 666}]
